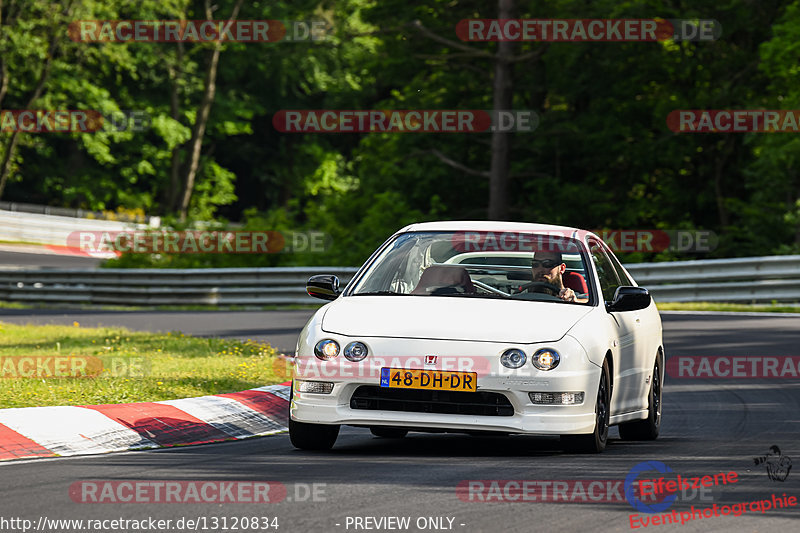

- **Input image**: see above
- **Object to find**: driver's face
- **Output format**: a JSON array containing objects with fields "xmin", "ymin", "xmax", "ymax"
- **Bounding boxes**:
[{"xmin": 532, "ymin": 254, "xmax": 564, "ymax": 283}]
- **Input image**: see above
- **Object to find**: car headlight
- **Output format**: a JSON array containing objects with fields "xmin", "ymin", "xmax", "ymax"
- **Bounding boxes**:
[
  {"xmin": 500, "ymin": 348, "xmax": 526, "ymax": 369},
  {"xmin": 344, "ymin": 341, "xmax": 368, "ymax": 362},
  {"xmin": 314, "ymin": 339, "xmax": 340, "ymax": 360},
  {"xmin": 532, "ymin": 348, "xmax": 560, "ymax": 371}
]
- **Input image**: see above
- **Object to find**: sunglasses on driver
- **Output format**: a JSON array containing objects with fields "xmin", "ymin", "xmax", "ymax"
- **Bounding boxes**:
[{"xmin": 530, "ymin": 259, "xmax": 561, "ymax": 269}]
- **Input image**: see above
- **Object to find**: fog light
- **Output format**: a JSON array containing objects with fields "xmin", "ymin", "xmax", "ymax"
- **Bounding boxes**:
[
  {"xmin": 314, "ymin": 339, "xmax": 340, "ymax": 360},
  {"xmin": 298, "ymin": 381, "xmax": 334, "ymax": 394},
  {"xmin": 532, "ymin": 348, "xmax": 560, "ymax": 371},
  {"xmin": 500, "ymin": 348, "xmax": 526, "ymax": 369},
  {"xmin": 529, "ymin": 391, "xmax": 584, "ymax": 405},
  {"xmin": 344, "ymin": 341, "xmax": 368, "ymax": 362}
]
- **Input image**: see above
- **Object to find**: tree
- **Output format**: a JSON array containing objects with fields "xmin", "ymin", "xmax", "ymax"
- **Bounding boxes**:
[
  {"xmin": 0, "ymin": 0, "xmax": 73, "ymax": 198},
  {"xmin": 177, "ymin": 0, "xmax": 244, "ymax": 221},
  {"xmin": 409, "ymin": 0, "xmax": 547, "ymax": 219}
]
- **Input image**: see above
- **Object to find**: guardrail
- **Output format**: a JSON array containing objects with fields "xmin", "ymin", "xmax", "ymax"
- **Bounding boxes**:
[
  {"xmin": 624, "ymin": 255, "xmax": 800, "ymax": 302},
  {"xmin": 0, "ymin": 201, "xmax": 152, "ymax": 223},
  {"xmin": 0, "ymin": 255, "xmax": 799, "ymax": 305},
  {"xmin": 0, "ymin": 267, "xmax": 359, "ymax": 306},
  {"xmin": 0, "ymin": 209, "xmax": 150, "ymax": 246}
]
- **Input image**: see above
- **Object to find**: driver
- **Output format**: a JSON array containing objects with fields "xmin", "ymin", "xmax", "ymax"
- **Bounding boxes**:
[{"xmin": 530, "ymin": 251, "xmax": 588, "ymax": 303}]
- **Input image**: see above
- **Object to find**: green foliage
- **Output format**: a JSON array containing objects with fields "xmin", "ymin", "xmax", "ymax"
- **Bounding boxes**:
[{"xmin": 2, "ymin": 0, "xmax": 800, "ymax": 266}]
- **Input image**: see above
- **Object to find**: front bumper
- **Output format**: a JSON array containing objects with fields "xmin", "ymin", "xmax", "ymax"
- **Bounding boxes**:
[{"xmin": 290, "ymin": 334, "xmax": 602, "ymax": 435}]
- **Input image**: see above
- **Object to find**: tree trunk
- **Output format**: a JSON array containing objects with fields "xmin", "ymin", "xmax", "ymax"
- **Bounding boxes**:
[
  {"xmin": 178, "ymin": 0, "xmax": 244, "ymax": 221},
  {"xmin": 0, "ymin": 59, "xmax": 8, "ymax": 107},
  {"xmin": 488, "ymin": 0, "xmax": 514, "ymax": 220},
  {"xmin": 166, "ymin": 41, "xmax": 185, "ymax": 213},
  {"xmin": 0, "ymin": 34, "xmax": 57, "ymax": 200},
  {"xmin": 794, "ymin": 185, "xmax": 800, "ymax": 246},
  {"xmin": 713, "ymin": 139, "xmax": 734, "ymax": 228}
]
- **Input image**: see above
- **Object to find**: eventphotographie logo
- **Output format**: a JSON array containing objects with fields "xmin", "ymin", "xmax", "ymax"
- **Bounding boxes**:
[{"xmin": 753, "ymin": 446, "xmax": 792, "ymax": 482}]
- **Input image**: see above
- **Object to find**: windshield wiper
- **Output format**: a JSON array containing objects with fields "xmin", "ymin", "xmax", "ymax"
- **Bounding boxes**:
[
  {"xmin": 436, "ymin": 292, "xmax": 509, "ymax": 300},
  {"xmin": 354, "ymin": 290, "xmax": 407, "ymax": 296}
]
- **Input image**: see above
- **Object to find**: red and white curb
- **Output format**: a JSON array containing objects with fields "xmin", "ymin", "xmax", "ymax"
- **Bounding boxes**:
[{"xmin": 0, "ymin": 383, "xmax": 290, "ymax": 462}]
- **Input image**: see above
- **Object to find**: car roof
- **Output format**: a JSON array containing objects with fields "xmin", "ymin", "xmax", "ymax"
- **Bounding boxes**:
[{"xmin": 398, "ymin": 220, "xmax": 584, "ymax": 235}]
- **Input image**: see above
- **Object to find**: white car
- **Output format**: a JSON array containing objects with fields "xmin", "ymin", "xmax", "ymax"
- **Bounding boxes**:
[{"xmin": 290, "ymin": 221, "xmax": 664, "ymax": 453}]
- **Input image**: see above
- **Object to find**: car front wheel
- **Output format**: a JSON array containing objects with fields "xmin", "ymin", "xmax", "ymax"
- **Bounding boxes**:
[{"xmin": 561, "ymin": 358, "xmax": 610, "ymax": 454}]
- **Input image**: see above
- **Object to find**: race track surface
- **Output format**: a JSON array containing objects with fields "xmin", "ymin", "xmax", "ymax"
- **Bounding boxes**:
[
  {"xmin": 0, "ymin": 311, "xmax": 798, "ymax": 532},
  {"xmin": 0, "ymin": 249, "xmax": 101, "ymax": 269},
  {"xmin": 0, "ymin": 308, "xmax": 317, "ymax": 354}
]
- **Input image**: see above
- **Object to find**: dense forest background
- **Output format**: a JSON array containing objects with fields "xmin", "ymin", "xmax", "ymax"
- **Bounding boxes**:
[{"xmin": 1, "ymin": 0, "xmax": 800, "ymax": 267}]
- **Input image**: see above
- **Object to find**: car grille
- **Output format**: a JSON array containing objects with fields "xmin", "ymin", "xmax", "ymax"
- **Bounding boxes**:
[{"xmin": 349, "ymin": 386, "xmax": 514, "ymax": 417}]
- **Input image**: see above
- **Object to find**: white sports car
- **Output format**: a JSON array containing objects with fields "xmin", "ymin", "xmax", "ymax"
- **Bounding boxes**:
[{"xmin": 290, "ymin": 221, "xmax": 664, "ymax": 453}]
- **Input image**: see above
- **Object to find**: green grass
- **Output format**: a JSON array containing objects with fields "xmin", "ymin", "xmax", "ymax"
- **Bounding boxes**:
[
  {"xmin": 0, "ymin": 322, "xmax": 292, "ymax": 409},
  {"xmin": 657, "ymin": 302, "xmax": 800, "ymax": 313}
]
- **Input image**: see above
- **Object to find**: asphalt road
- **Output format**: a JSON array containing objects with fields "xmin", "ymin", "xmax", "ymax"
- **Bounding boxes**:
[
  {"xmin": 0, "ymin": 249, "xmax": 101, "ymax": 269},
  {"xmin": 0, "ymin": 308, "xmax": 317, "ymax": 353},
  {"xmin": 1, "ymin": 312, "xmax": 799, "ymax": 532}
]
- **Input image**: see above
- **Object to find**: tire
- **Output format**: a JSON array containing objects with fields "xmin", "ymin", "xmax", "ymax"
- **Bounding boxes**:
[
  {"xmin": 619, "ymin": 355, "xmax": 662, "ymax": 441},
  {"xmin": 289, "ymin": 418, "xmax": 340, "ymax": 450},
  {"xmin": 561, "ymin": 358, "xmax": 610, "ymax": 454},
  {"xmin": 370, "ymin": 427, "xmax": 408, "ymax": 438},
  {"xmin": 288, "ymin": 382, "xmax": 340, "ymax": 450}
]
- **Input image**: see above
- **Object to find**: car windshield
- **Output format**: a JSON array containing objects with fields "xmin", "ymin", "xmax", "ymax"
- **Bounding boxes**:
[{"xmin": 350, "ymin": 231, "xmax": 593, "ymax": 304}]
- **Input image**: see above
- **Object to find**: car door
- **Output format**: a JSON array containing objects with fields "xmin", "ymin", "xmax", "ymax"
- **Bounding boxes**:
[
  {"xmin": 606, "ymin": 247, "xmax": 659, "ymax": 412},
  {"xmin": 588, "ymin": 239, "xmax": 642, "ymax": 414}
]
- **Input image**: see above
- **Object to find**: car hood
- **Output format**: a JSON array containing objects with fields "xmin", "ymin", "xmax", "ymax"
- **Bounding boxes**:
[{"xmin": 321, "ymin": 296, "xmax": 593, "ymax": 344}]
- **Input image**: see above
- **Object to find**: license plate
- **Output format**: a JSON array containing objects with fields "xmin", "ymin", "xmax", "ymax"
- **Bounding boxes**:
[{"xmin": 380, "ymin": 368, "xmax": 477, "ymax": 392}]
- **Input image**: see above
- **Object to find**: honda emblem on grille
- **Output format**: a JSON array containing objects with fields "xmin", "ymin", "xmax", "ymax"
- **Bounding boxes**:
[{"xmin": 425, "ymin": 355, "xmax": 437, "ymax": 365}]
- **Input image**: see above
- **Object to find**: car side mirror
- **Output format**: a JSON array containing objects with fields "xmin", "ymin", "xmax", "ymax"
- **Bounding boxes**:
[
  {"xmin": 607, "ymin": 286, "xmax": 651, "ymax": 312},
  {"xmin": 306, "ymin": 275, "xmax": 340, "ymax": 301}
]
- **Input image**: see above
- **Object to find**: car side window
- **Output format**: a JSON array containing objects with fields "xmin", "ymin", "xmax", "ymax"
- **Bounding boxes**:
[
  {"xmin": 589, "ymin": 239, "xmax": 621, "ymax": 302},
  {"xmin": 606, "ymin": 246, "xmax": 634, "ymax": 286}
]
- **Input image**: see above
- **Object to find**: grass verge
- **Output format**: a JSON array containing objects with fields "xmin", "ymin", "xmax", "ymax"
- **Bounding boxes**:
[
  {"xmin": 657, "ymin": 302, "xmax": 800, "ymax": 313},
  {"xmin": 0, "ymin": 322, "xmax": 291, "ymax": 409}
]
